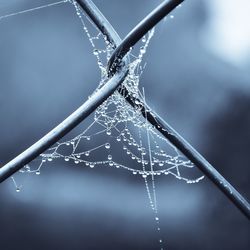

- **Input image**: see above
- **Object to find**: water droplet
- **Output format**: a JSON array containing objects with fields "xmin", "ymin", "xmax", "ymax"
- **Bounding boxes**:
[
  {"xmin": 48, "ymin": 158, "xmax": 53, "ymax": 162},
  {"xmin": 142, "ymin": 36, "xmax": 146, "ymax": 43},
  {"xmin": 170, "ymin": 15, "xmax": 174, "ymax": 19},
  {"xmin": 135, "ymin": 99, "xmax": 140, "ymax": 105},
  {"xmin": 65, "ymin": 157, "xmax": 70, "ymax": 161},
  {"xmin": 105, "ymin": 143, "xmax": 110, "ymax": 149},
  {"xmin": 108, "ymin": 155, "xmax": 112, "ymax": 160},
  {"xmin": 85, "ymin": 151, "xmax": 90, "ymax": 156},
  {"xmin": 90, "ymin": 164, "xmax": 95, "ymax": 168},
  {"xmin": 16, "ymin": 188, "xmax": 20, "ymax": 192},
  {"xmin": 36, "ymin": 170, "xmax": 40, "ymax": 175},
  {"xmin": 140, "ymin": 47, "xmax": 146, "ymax": 54},
  {"xmin": 155, "ymin": 217, "xmax": 159, "ymax": 221},
  {"xmin": 106, "ymin": 130, "xmax": 111, "ymax": 135},
  {"xmin": 93, "ymin": 49, "xmax": 99, "ymax": 55}
]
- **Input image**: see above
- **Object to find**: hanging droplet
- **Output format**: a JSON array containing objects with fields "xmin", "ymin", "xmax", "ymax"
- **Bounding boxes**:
[
  {"xmin": 16, "ymin": 188, "xmax": 20, "ymax": 193},
  {"xmin": 36, "ymin": 170, "xmax": 40, "ymax": 175},
  {"xmin": 170, "ymin": 15, "xmax": 174, "ymax": 19},
  {"xmin": 108, "ymin": 155, "xmax": 112, "ymax": 160},
  {"xmin": 65, "ymin": 157, "xmax": 70, "ymax": 161},
  {"xmin": 140, "ymin": 47, "xmax": 146, "ymax": 54},
  {"xmin": 74, "ymin": 160, "xmax": 79, "ymax": 164},
  {"xmin": 90, "ymin": 164, "xmax": 95, "ymax": 168},
  {"xmin": 105, "ymin": 143, "xmax": 110, "ymax": 149},
  {"xmin": 142, "ymin": 36, "xmax": 146, "ymax": 43},
  {"xmin": 106, "ymin": 130, "xmax": 111, "ymax": 135},
  {"xmin": 86, "ymin": 136, "xmax": 90, "ymax": 140},
  {"xmin": 135, "ymin": 99, "xmax": 140, "ymax": 105},
  {"xmin": 85, "ymin": 151, "xmax": 90, "ymax": 156},
  {"xmin": 48, "ymin": 158, "xmax": 53, "ymax": 162},
  {"xmin": 93, "ymin": 49, "xmax": 99, "ymax": 55},
  {"xmin": 155, "ymin": 217, "xmax": 159, "ymax": 221}
]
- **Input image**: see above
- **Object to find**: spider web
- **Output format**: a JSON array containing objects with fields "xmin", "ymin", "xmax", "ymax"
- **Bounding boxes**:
[{"xmin": 1, "ymin": 1, "xmax": 204, "ymax": 249}]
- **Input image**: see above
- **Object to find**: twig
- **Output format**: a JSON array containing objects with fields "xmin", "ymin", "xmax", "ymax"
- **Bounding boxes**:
[
  {"xmin": 0, "ymin": 69, "xmax": 128, "ymax": 182},
  {"xmin": 107, "ymin": 0, "xmax": 184, "ymax": 75},
  {"xmin": 76, "ymin": 0, "xmax": 250, "ymax": 219}
]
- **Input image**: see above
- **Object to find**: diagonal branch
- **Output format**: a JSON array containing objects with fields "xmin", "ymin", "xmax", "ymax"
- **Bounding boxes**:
[
  {"xmin": 0, "ymin": 0, "xmax": 179, "ymax": 185},
  {"xmin": 76, "ymin": 0, "xmax": 250, "ymax": 219},
  {"xmin": 0, "ymin": 70, "xmax": 128, "ymax": 182}
]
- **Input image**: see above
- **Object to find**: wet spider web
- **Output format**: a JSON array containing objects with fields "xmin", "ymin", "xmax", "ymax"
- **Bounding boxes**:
[{"xmin": 1, "ymin": 1, "xmax": 204, "ymax": 249}]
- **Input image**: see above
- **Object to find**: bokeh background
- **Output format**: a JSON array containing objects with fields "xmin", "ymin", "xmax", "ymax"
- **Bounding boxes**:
[{"xmin": 0, "ymin": 0, "xmax": 249, "ymax": 249}]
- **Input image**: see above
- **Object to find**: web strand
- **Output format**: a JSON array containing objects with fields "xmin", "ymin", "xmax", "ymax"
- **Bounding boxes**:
[{"xmin": 0, "ymin": 1, "xmax": 67, "ymax": 21}]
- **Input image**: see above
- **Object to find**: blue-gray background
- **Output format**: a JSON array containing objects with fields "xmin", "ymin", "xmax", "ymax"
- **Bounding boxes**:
[{"xmin": 0, "ymin": 0, "xmax": 249, "ymax": 249}]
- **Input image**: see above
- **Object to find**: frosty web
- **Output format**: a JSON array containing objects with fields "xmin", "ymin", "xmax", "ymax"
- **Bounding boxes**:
[{"xmin": 1, "ymin": 1, "xmax": 204, "ymax": 249}]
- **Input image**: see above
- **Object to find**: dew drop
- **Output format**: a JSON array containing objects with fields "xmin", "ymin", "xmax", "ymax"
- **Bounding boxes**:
[
  {"xmin": 140, "ymin": 47, "xmax": 146, "ymax": 54},
  {"xmin": 93, "ymin": 49, "xmax": 99, "ymax": 55},
  {"xmin": 105, "ymin": 143, "xmax": 110, "ymax": 149},
  {"xmin": 108, "ymin": 154, "xmax": 112, "ymax": 160}
]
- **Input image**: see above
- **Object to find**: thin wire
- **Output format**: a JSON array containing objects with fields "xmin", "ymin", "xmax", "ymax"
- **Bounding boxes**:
[{"xmin": 0, "ymin": 0, "xmax": 67, "ymax": 20}]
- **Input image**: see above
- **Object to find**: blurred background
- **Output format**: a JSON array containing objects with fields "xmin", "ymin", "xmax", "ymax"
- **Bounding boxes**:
[{"xmin": 0, "ymin": 0, "xmax": 249, "ymax": 249}]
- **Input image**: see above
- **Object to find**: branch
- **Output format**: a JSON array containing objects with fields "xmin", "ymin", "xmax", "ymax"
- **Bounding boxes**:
[
  {"xmin": 0, "ymin": 69, "xmax": 128, "ymax": 182},
  {"xmin": 107, "ymin": 0, "xmax": 184, "ymax": 75},
  {"xmin": 76, "ymin": 0, "xmax": 250, "ymax": 219}
]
